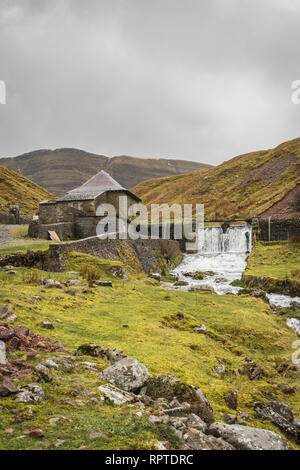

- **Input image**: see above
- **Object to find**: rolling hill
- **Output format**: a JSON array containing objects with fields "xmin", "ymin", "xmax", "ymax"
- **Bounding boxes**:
[
  {"xmin": 0, "ymin": 148, "xmax": 212, "ymax": 196},
  {"xmin": 0, "ymin": 166, "xmax": 53, "ymax": 215},
  {"xmin": 131, "ymin": 138, "xmax": 300, "ymax": 219}
]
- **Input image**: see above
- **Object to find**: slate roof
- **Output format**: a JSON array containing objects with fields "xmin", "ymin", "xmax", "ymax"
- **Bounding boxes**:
[{"xmin": 57, "ymin": 170, "xmax": 141, "ymax": 202}]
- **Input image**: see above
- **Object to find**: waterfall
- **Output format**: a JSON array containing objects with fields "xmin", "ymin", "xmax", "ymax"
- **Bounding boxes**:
[
  {"xmin": 172, "ymin": 224, "xmax": 252, "ymax": 295},
  {"xmin": 198, "ymin": 224, "xmax": 252, "ymax": 254}
]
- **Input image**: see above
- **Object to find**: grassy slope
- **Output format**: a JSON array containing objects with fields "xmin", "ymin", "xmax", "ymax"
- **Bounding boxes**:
[
  {"xmin": 245, "ymin": 241, "xmax": 300, "ymax": 280},
  {"xmin": 132, "ymin": 138, "xmax": 300, "ymax": 219},
  {"xmin": 0, "ymin": 166, "xmax": 53, "ymax": 215},
  {"xmin": 1, "ymin": 149, "xmax": 212, "ymax": 196},
  {"xmin": 0, "ymin": 252, "xmax": 299, "ymax": 450}
]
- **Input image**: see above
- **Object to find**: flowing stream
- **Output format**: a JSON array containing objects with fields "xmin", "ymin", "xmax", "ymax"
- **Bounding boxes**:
[{"xmin": 172, "ymin": 224, "xmax": 252, "ymax": 295}]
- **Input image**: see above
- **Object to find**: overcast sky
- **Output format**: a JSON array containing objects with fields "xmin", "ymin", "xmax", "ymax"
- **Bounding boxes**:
[{"xmin": 0, "ymin": 0, "xmax": 299, "ymax": 164}]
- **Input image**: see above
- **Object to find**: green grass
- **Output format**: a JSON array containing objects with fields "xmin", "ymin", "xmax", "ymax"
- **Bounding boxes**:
[
  {"xmin": 245, "ymin": 241, "xmax": 300, "ymax": 280},
  {"xmin": 0, "ymin": 239, "xmax": 51, "ymax": 256},
  {"xmin": 0, "ymin": 253, "xmax": 299, "ymax": 449},
  {"xmin": 0, "ymin": 225, "xmax": 51, "ymax": 256}
]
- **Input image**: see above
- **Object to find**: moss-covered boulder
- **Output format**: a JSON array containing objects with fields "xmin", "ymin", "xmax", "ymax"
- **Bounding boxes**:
[{"xmin": 145, "ymin": 374, "xmax": 214, "ymax": 424}]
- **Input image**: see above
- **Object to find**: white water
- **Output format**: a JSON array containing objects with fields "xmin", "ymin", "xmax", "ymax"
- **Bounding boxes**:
[
  {"xmin": 172, "ymin": 224, "xmax": 252, "ymax": 295},
  {"xmin": 266, "ymin": 293, "xmax": 300, "ymax": 308}
]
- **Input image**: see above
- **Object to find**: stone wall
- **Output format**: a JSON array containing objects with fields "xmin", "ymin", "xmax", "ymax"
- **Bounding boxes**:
[
  {"xmin": 0, "ymin": 212, "xmax": 29, "ymax": 225},
  {"xmin": 61, "ymin": 236, "xmax": 180, "ymax": 273},
  {"xmin": 256, "ymin": 217, "xmax": 300, "ymax": 241},
  {"xmin": 28, "ymin": 221, "xmax": 75, "ymax": 241},
  {"xmin": 0, "ymin": 246, "xmax": 66, "ymax": 272},
  {"xmin": 0, "ymin": 236, "xmax": 181, "ymax": 274}
]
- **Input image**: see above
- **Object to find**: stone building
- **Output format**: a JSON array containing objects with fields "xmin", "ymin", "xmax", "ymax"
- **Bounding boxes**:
[{"xmin": 29, "ymin": 170, "xmax": 141, "ymax": 240}]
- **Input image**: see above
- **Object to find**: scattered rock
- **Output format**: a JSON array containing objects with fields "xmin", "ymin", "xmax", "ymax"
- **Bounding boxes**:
[
  {"xmin": 40, "ymin": 359, "xmax": 59, "ymax": 370},
  {"xmin": 0, "ymin": 322, "xmax": 68, "ymax": 354},
  {"xmin": 214, "ymin": 358, "xmax": 226, "ymax": 374},
  {"xmin": 67, "ymin": 280, "xmax": 82, "ymax": 287},
  {"xmin": 110, "ymin": 266, "xmax": 128, "ymax": 280},
  {"xmin": 78, "ymin": 361, "xmax": 97, "ymax": 370},
  {"xmin": 98, "ymin": 384, "xmax": 135, "ymax": 405},
  {"xmin": 52, "ymin": 355, "xmax": 75, "ymax": 369},
  {"xmin": 164, "ymin": 405, "xmax": 191, "ymax": 417},
  {"xmin": 41, "ymin": 321, "xmax": 54, "ymax": 330},
  {"xmin": 76, "ymin": 344, "xmax": 126, "ymax": 364},
  {"xmin": 66, "ymin": 288, "xmax": 76, "ymax": 296},
  {"xmin": 182, "ymin": 429, "xmax": 235, "ymax": 450},
  {"xmin": 49, "ymin": 416, "xmax": 71, "ymax": 426},
  {"xmin": 100, "ymin": 357, "xmax": 149, "ymax": 392},
  {"xmin": 90, "ymin": 397, "xmax": 100, "ymax": 405},
  {"xmin": 45, "ymin": 280, "xmax": 62, "ymax": 289},
  {"xmin": 34, "ymin": 363, "xmax": 54, "ymax": 382},
  {"xmin": 224, "ymin": 391, "xmax": 238, "ymax": 410},
  {"xmin": 149, "ymin": 415, "xmax": 170, "ymax": 426},
  {"xmin": 93, "ymin": 281, "xmax": 112, "ymax": 287},
  {"xmin": 186, "ymin": 413, "xmax": 207, "ymax": 433},
  {"xmin": 242, "ymin": 358, "xmax": 264, "ymax": 380},
  {"xmin": 0, "ymin": 305, "xmax": 14, "ymax": 320},
  {"xmin": 29, "ymin": 429, "xmax": 44, "ymax": 438},
  {"xmin": 15, "ymin": 384, "xmax": 44, "ymax": 404},
  {"xmin": 154, "ymin": 441, "xmax": 169, "ymax": 450},
  {"xmin": 193, "ymin": 325, "xmax": 207, "ymax": 334},
  {"xmin": 55, "ymin": 439, "xmax": 65, "ymax": 448},
  {"xmin": 0, "ymin": 340, "xmax": 6, "ymax": 364},
  {"xmin": 238, "ymin": 411, "xmax": 252, "ymax": 422},
  {"xmin": 208, "ymin": 422, "xmax": 291, "ymax": 450},
  {"xmin": 0, "ymin": 378, "xmax": 19, "ymax": 396},
  {"xmin": 224, "ymin": 414, "xmax": 239, "ymax": 425},
  {"xmin": 6, "ymin": 314, "xmax": 18, "ymax": 323},
  {"xmin": 150, "ymin": 273, "xmax": 161, "ymax": 281},
  {"xmin": 89, "ymin": 430, "xmax": 112, "ymax": 439}
]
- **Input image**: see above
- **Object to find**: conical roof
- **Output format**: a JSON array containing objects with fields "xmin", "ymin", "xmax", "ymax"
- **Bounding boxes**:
[{"xmin": 58, "ymin": 170, "xmax": 140, "ymax": 202}]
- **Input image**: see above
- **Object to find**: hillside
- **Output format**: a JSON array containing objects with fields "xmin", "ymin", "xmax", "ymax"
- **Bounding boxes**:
[
  {"xmin": 0, "ymin": 166, "xmax": 53, "ymax": 215},
  {"xmin": 0, "ymin": 249, "xmax": 299, "ymax": 450},
  {"xmin": 131, "ymin": 138, "xmax": 300, "ymax": 219},
  {"xmin": 0, "ymin": 148, "xmax": 212, "ymax": 196}
]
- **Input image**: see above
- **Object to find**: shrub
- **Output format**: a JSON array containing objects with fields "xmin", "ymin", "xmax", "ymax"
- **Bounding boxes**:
[{"xmin": 81, "ymin": 264, "xmax": 101, "ymax": 286}]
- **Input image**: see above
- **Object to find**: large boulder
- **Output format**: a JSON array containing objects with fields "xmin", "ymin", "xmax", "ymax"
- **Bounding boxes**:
[
  {"xmin": 98, "ymin": 384, "xmax": 135, "ymax": 405},
  {"xmin": 182, "ymin": 429, "xmax": 235, "ymax": 450},
  {"xmin": 76, "ymin": 344, "xmax": 127, "ymax": 364},
  {"xmin": 145, "ymin": 374, "xmax": 214, "ymax": 424},
  {"xmin": 208, "ymin": 423, "xmax": 291, "ymax": 450},
  {"xmin": 254, "ymin": 401, "xmax": 299, "ymax": 442},
  {"xmin": 100, "ymin": 357, "xmax": 149, "ymax": 392}
]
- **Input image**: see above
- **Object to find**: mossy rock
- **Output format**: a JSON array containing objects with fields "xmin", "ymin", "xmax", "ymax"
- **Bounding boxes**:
[{"xmin": 145, "ymin": 374, "xmax": 214, "ymax": 424}]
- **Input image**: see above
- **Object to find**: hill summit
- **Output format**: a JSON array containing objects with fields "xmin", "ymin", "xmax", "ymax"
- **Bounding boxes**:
[{"xmin": 0, "ymin": 148, "xmax": 212, "ymax": 197}]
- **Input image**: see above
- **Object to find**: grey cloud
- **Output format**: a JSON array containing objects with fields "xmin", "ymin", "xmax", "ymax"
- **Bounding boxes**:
[{"xmin": 0, "ymin": 0, "xmax": 299, "ymax": 164}]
